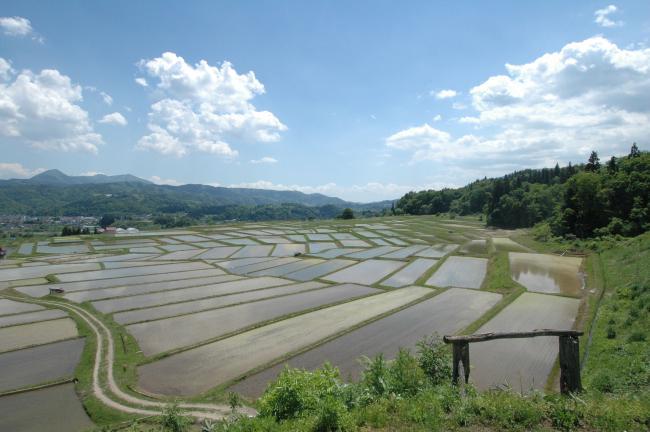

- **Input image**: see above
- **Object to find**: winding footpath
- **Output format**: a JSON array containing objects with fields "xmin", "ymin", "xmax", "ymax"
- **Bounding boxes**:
[{"xmin": 1, "ymin": 293, "xmax": 257, "ymax": 421}]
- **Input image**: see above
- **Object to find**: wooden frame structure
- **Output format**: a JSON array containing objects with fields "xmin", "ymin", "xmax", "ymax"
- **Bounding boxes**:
[{"xmin": 443, "ymin": 329, "xmax": 583, "ymax": 394}]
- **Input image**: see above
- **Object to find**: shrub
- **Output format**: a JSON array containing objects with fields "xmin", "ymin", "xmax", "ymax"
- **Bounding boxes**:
[
  {"xmin": 627, "ymin": 331, "xmax": 646, "ymax": 342},
  {"xmin": 606, "ymin": 327, "xmax": 616, "ymax": 339},
  {"xmin": 416, "ymin": 335, "xmax": 451, "ymax": 386},
  {"xmin": 312, "ymin": 396, "xmax": 354, "ymax": 432},
  {"xmin": 546, "ymin": 395, "xmax": 584, "ymax": 432},
  {"xmin": 160, "ymin": 403, "xmax": 192, "ymax": 432},
  {"xmin": 360, "ymin": 354, "xmax": 389, "ymax": 398},
  {"xmin": 258, "ymin": 364, "xmax": 344, "ymax": 421},
  {"xmin": 387, "ymin": 348, "xmax": 425, "ymax": 397}
]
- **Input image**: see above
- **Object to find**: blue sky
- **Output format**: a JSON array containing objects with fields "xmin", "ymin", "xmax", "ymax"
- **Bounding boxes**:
[{"xmin": 1, "ymin": 1, "xmax": 649, "ymax": 202}]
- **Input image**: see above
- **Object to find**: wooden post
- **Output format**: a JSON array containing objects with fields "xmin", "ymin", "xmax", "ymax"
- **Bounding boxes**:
[
  {"xmin": 559, "ymin": 335, "xmax": 582, "ymax": 394},
  {"xmin": 452, "ymin": 342, "xmax": 470, "ymax": 385}
]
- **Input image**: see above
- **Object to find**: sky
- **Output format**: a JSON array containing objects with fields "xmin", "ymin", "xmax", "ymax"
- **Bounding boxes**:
[{"xmin": 0, "ymin": 1, "xmax": 649, "ymax": 202}]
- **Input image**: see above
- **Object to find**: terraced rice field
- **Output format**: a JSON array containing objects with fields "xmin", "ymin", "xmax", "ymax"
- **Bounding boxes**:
[
  {"xmin": 0, "ymin": 383, "xmax": 93, "ymax": 432},
  {"xmin": 509, "ymin": 253, "xmax": 584, "ymax": 296},
  {"xmin": 230, "ymin": 288, "xmax": 501, "ymax": 397},
  {"xmin": 426, "ymin": 256, "xmax": 488, "ymax": 289},
  {"xmin": 0, "ymin": 216, "xmax": 587, "ymax": 419},
  {"xmin": 0, "ymin": 338, "xmax": 85, "ymax": 392},
  {"xmin": 470, "ymin": 292, "xmax": 581, "ymax": 391},
  {"xmin": 138, "ymin": 286, "xmax": 432, "ymax": 395}
]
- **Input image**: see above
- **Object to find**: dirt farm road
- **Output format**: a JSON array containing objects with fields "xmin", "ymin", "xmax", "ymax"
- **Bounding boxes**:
[{"xmin": 1, "ymin": 293, "xmax": 257, "ymax": 421}]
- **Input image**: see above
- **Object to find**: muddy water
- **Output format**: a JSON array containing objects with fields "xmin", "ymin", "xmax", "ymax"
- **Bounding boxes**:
[
  {"xmin": 0, "ymin": 318, "xmax": 78, "ymax": 353},
  {"xmin": 0, "ymin": 383, "xmax": 93, "ymax": 432},
  {"xmin": 229, "ymin": 288, "xmax": 501, "ymax": 398},
  {"xmin": 426, "ymin": 256, "xmax": 488, "ymax": 289},
  {"xmin": 470, "ymin": 292, "xmax": 580, "ymax": 392},
  {"xmin": 128, "ymin": 284, "xmax": 381, "ymax": 356},
  {"xmin": 509, "ymin": 253, "xmax": 583, "ymax": 296},
  {"xmin": 0, "ymin": 338, "xmax": 85, "ymax": 392},
  {"xmin": 325, "ymin": 259, "xmax": 406, "ymax": 285}
]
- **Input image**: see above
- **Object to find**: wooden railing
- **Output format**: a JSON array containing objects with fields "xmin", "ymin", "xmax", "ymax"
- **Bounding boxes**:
[{"xmin": 443, "ymin": 329, "xmax": 584, "ymax": 394}]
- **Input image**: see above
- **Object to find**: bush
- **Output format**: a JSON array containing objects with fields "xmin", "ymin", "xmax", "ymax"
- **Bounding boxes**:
[
  {"xmin": 546, "ymin": 395, "xmax": 584, "ymax": 432},
  {"xmin": 416, "ymin": 335, "xmax": 451, "ymax": 386},
  {"xmin": 606, "ymin": 327, "xmax": 616, "ymax": 339},
  {"xmin": 627, "ymin": 331, "xmax": 646, "ymax": 342},
  {"xmin": 387, "ymin": 348, "xmax": 425, "ymax": 397},
  {"xmin": 160, "ymin": 403, "xmax": 191, "ymax": 432},
  {"xmin": 258, "ymin": 364, "xmax": 345, "ymax": 421},
  {"xmin": 360, "ymin": 354, "xmax": 389, "ymax": 398},
  {"xmin": 312, "ymin": 397, "xmax": 354, "ymax": 432}
]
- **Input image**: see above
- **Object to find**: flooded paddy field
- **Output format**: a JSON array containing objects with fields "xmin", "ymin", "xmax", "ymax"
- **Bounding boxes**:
[
  {"xmin": 248, "ymin": 258, "xmax": 325, "ymax": 277},
  {"xmin": 128, "ymin": 283, "xmax": 380, "ymax": 356},
  {"xmin": 0, "ymin": 318, "xmax": 78, "ymax": 353},
  {"xmin": 414, "ymin": 243, "xmax": 458, "ymax": 258},
  {"xmin": 325, "ymin": 259, "xmax": 406, "ymax": 285},
  {"xmin": 0, "ymin": 338, "xmax": 85, "ymax": 392},
  {"xmin": 0, "ymin": 298, "xmax": 44, "ymax": 315},
  {"xmin": 0, "ymin": 262, "xmax": 100, "ymax": 282},
  {"xmin": 509, "ymin": 252, "xmax": 584, "ymax": 296},
  {"xmin": 114, "ymin": 281, "xmax": 328, "ymax": 325},
  {"xmin": 17, "ymin": 268, "xmax": 225, "ymax": 297},
  {"xmin": 230, "ymin": 288, "xmax": 501, "ymax": 398},
  {"xmin": 284, "ymin": 259, "xmax": 356, "ymax": 281},
  {"xmin": 380, "ymin": 258, "xmax": 438, "ymax": 288},
  {"xmin": 459, "ymin": 239, "xmax": 487, "ymax": 255},
  {"xmin": 55, "ymin": 261, "xmax": 213, "ymax": 282},
  {"xmin": 492, "ymin": 237, "xmax": 530, "ymax": 252},
  {"xmin": 0, "ymin": 309, "xmax": 67, "ymax": 327},
  {"xmin": 470, "ymin": 292, "xmax": 580, "ymax": 391},
  {"xmin": 0, "ymin": 383, "xmax": 93, "ymax": 432},
  {"xmin": 63, "ymin": 273, "xmax": 239, "ymax": 302},
  {"xmin": 137, "ymin": 286, "xmax": 432, "ymax": 395},
  {"xmin": 92, "ymin": 276, "xmax": 289, "ymax": 313},
  {"xmin": 426, "ymin": 256, "xmax": 488, "ymax": 289}
]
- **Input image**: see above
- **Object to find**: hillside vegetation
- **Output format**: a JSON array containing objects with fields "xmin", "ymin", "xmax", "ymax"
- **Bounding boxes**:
[{"xmin": 396, "ymin": 145, "xmax": 650, "ymax": 238}]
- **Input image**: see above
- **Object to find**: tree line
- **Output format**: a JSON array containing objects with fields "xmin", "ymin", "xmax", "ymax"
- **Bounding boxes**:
[{"xmin": 395, "ymin": 144, "xmax": 649, "ymax": 238}]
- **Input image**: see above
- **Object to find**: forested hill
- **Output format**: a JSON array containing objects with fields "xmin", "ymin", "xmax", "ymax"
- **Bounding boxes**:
[
  {"xmin": 395, "ymin": 144, "xmax": 650, "ymax": 238},
  {"xmin": 0, "ymin": 170, "xmax": 392, "ymax": 217}
]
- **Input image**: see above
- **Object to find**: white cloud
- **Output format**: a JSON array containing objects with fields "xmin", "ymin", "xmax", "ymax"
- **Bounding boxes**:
[
  {"xmin": 387, "ymin": 37, "xmax": 650, "ymax": 181},
  {"xmin": 250, "ymin": 156, "xmax": 278, "ymax": 164},
  {"xmin": 149, "ymin": 175, "xmax": 183, "ymax": 186},
  {"xmin": 80, "ymin": 171, "xmax": 104, "ymax": 177},
  {"xmin": 0, "ymin": 65, "xmax": 103, "ymax": 153},
  {"xmin": 432, "ymin": 114, "xmax": 442, "ymax": 122},
  {"xmin": 433, "ymin": 89, "xmax": 458, "ymax": 99},
  {"xmin": 100, "ymin": 91, "xmax": 113, "ymax": 105},
  {"xmin": 134, "ymin": 77, "xmax": 148, "ymax": 87},
  {"xmin": 0, "ymin": 162, "xmax": 46, "ymax": 179},
  {"xmin": 226, "ymin": 180, "xmax": 428, "ymax": 202},
  {"xmin": 0, "ymin": 16, "xmax": 43, "ymax": 43},
  {"xmin": 135, "ymin": 52, "xmax": 286, "ymax": 157},
  {"xmin": 594, "ymin": 5, "xmax": 623, "ymax": 28},
  {"xmin": 0, "ymin": 58, "xmax": 14, "ymax": 81},
  {"xmin": 99, "ymin": 112, "xmax": 127, "ymax": 126}
]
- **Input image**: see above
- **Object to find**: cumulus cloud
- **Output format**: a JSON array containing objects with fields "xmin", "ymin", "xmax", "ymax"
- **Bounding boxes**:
[
  {"xmin": 0, "ymin": 16, "xmax": 43, "ymax": 43},
  {"xmin": 226, "ymin": 180, "xmax": 427, "ymax": 202},
  {"xmin": 99, "ymin": 112, "xmax": 127, "ymax": 126},
  {"xmin": 100, "ymin": 91, "xmax": 113, "ymax": 106},
  {"xmin": 0, "ymin": 162, "xmax": 46, "ymax": 179},
  {"xmin": 250, "ymin": 156, "xmax": 278, "ymax": 164},
  {"xmin": 134, "ymin": 77, "xmax": 148, "ymax": 87},
  {"xmin": 0, "ymin": 62, "xmax": 103, "ymax": 153},
  {"xmin": 387, "ymin": 37, "xmax": 650, "ymax": 179},
  {"xmin": 135, "ymin": 52, "xmax": 286, "ymax": 157},
  {"xmin": 79, "ymin": 171, "xmax": 104, "ymax": 177},
  {"xmin": 149, "ymin": 175, "xmax": 183, "ymax": 186},
  {"xmin": 433, "ymin": 89, "xmax": 458, "ymax": 99},
  {"xmin": 594, "ymin": 5, "xmax": 623, "ymax": 28}
]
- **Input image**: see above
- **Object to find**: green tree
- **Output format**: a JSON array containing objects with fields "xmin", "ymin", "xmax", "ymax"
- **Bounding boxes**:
[
  {"xmin": 585, "ymin": 151, "xmax": 601, "ymax": 172},
  {"xmin": 340, "ymin": 208, "xmax": 355, "ymax": 219},
  {"xmin": 607, "ymin": 156, "xmax": 618, "ymax": 174},
  {"xmin": 99, "ymin": 214, "xmax": 115, "ymax": 228},
  {"xmin": 629, "ymin": 142, "xmax": 641, "ymax": 158}
]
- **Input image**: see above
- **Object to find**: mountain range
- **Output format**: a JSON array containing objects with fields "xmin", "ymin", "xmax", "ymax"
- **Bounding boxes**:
[{"xmin": 0, "ymin": 170, "xmax": 393, "ymax": 216}]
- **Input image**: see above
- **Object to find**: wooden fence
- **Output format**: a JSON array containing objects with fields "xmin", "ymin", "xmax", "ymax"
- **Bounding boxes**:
[{"xmin": 443, "ymin": 329, "xmax": 583, "ymax": 394}]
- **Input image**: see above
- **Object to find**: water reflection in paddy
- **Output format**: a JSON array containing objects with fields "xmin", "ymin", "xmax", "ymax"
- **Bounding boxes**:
[{"xmin": 509, "ymin": 252, "xmax": 583, "ymax": 296}]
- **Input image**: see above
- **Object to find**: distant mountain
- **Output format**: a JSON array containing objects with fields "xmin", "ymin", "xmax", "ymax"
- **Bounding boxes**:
[
  {"xmin": 15, "ymin": 169, "xmax": 152, "ymax": 186},
  {"xmin": 0, "ymin": 170, "xmax": 393, "ymax": 216}
]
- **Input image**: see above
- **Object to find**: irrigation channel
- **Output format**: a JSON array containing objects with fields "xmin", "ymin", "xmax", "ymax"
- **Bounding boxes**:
[{"xmin": 0, "ymin": 293, "xmax": 257, "ymax": 421}]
